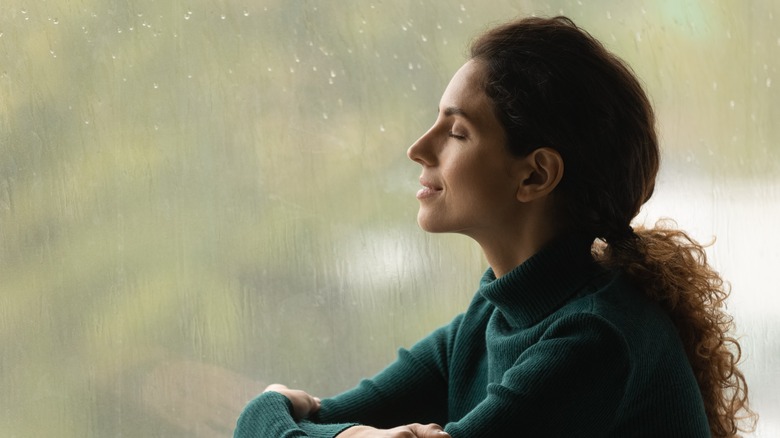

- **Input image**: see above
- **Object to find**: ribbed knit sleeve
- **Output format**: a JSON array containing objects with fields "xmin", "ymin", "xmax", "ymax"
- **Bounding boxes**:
[
  {"xmin": 313, "ymin": 313, "xmax": 464, "ymax": 428},
  {"xmin": 233, "ymin": 313, "xmax": 464, "ymax": 437},
  {"xmin": 233, "ymin": 391, "xmax": 356, "ymax": 437}
]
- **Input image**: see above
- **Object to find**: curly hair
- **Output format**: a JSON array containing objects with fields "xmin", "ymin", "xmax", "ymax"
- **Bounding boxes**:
[{"xmin": 470, "ymin": 16, "xmax": 755, "ymax": 436}]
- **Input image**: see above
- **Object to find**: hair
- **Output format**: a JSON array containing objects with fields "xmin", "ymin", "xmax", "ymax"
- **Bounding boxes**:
[{"xmin": 470, "ymin": 16, "xmax": 755, "ymax": 437}]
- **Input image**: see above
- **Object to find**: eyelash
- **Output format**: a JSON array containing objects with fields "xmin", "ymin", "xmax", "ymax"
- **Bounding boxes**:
[{"xmin": 448, "ymin": 131, "xmax": 467, "ymax": 140}]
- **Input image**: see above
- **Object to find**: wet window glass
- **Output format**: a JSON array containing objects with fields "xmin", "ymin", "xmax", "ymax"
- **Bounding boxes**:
[{"xmin": 1, "ymin": 1, "xmax": 777, "ymax": 436}]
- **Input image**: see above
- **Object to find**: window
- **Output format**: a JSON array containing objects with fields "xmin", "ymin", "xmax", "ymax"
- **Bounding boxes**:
[{"xmin": 1, "ymin": 1, "xmax": 776, "ymax": 436}]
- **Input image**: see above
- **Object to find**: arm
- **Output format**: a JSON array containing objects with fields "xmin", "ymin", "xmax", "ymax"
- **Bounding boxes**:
[
  {"xmin": 312, "ymin": 313, "xmax": 466, "ymax": 428},
  {"xmin": 443, "ymin": 314, "xmax": 631, "ymax": 437},
  {"xmin": 234, "ymin": 315, "xmax": 465, "ymax": 437}
]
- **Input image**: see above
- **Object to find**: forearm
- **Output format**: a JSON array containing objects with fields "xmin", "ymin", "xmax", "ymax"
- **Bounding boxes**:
[
  {"xmin": 234, "ymin": 391, "xmax": 356, "ymax": 438},
  {"xmin": 315, "ymin": 348, "xmax": 448, "ymax": 428}
]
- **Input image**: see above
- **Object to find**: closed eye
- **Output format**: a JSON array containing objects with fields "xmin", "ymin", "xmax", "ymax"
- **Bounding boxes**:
[{"xmin": 448, "ymin": 131, "xmax": 467, "ymax": 140}]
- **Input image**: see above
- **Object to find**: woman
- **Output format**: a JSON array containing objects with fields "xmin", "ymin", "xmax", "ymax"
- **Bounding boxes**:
[{"xmin": 235, "ymin": 16, "xmax": 753, "ymax": 437}]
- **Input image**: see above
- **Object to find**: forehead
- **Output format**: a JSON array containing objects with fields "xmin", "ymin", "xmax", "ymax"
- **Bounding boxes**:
[
  {"xmin": 439, "ymin": 60, "xmax": 503, "ymax": 132},
  {"xmin": 441, "ymin": 60, "xmax": 487, "ymax": 107},
  {"xmin": 439, "ymin": 60, "xmax": 493, "ymax": 122}
]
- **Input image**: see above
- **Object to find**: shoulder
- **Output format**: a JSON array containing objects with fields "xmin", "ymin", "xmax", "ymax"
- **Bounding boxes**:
[{"xmin": 553, "ymin": 270, "xmax": 699, "ymax": 386}]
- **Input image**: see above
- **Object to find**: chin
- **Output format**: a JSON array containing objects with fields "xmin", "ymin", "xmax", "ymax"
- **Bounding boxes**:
[{"xmin": 416, "ymin": 213, "xmax": 449, "ymax": 233}]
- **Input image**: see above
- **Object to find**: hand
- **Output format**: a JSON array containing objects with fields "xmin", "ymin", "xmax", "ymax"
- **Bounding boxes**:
[
  {"xmin": 336, "ymin": 423, "xmax": 451, "ymax": 437},
  {"xmin": 263, "ymin": 383, "xmax": 322, "ymax": 420}
]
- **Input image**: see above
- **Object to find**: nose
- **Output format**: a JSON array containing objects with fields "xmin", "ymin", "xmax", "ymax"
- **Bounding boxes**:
[{"xmin": 407, "ymin": 127, "xmax": 436, "ymax": 166}]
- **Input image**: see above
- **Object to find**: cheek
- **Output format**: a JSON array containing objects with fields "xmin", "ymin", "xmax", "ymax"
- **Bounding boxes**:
[{"xmin": 449, "ymin": 161, "xmax": 514, "ymax": 200}]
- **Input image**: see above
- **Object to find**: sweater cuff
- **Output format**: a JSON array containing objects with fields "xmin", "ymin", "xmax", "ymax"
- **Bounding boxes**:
[
  {"xmin": 298, "ymin": 420, "xmax": 358, "ymax": 438},
  {"xmin": 234, "ymin": 391, "xmax": 358, "ymax": 438}
]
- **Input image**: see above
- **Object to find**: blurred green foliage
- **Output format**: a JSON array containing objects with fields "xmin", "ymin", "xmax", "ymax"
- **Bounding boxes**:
[{"xmin": 1, "ymin": 1, "xmax": 778, "ymax": 436}]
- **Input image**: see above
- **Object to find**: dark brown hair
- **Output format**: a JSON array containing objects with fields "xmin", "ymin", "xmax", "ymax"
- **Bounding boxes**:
[{"xmin": 471, "ymin": 16, "xmax": 754, "ymax": 436}]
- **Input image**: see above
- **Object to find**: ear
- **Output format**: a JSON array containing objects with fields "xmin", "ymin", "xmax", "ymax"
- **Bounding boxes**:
[{"xmin": 516, "ymin": 147, "xmax": 564, "ymax": 202}]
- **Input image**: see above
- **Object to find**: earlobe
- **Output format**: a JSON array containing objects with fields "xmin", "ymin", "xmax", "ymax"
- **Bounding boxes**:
[{"xmin": 515, "ymin": 147, "xmax": 564, "ymax": 202}]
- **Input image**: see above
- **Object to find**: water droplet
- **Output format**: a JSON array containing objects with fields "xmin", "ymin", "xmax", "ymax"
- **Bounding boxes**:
[
  {"xmin": 635, "ymin": 32, "xmax": 642, "ymax": 42},
  {"xmin": 421, "ymin": 35, "xmax": 428, "ymax": 42},
  {"xmin": 328, "ymin": 77, "xmax": 334, "ymax": 85},
  {"xmin": 117, "ymin": 27, "xmax": 123, "ymax": 33},
  {"xmin": 401, "ymin": 25, "xmax": 407, "ymax": 31},
  {"xmin": 221, "ymin": 15, "xmax": 226, "ymax": 20},
  {"xmin": 767, "ymin": 78, "xmax": 772, "ymax": 88},
  {"xmin": 408, "ymin": 62, "xmax": 414, "ymax": 70},
  {"xmin": 52, "ymin": 18, "xmax": 59, "ymax": 24},
  {"xmin": 712, "ymin": 81, "xmax": 718, "ymax": 90},
  {"xmin": 379, "ymin": 125, "xmax": 385, "ymax": 132},
  {"xmin": 312, "ymin": 66, "xmax": 318, "ymax": 71},
  {"xmin": 243, "ymin": 10, "xmax": 250, "ymax": 17},
  {"xmin": 153, "ymin": 83, "xmax": 159, "ymax": 89},
  {"xmin": 606, "ymin": 11, "xmax": 612, "ymax": 19},
  {"xmin": 330, "ymin": 70, "xmax": 336, "ymax": 78},
  {"xmin": 289, "ymin": 67, "xmax": 295, "ymax": 73},
  {"xmin": 460, "ymin": 4, "xmax": 466, "ymax": 11},
  {"xmin": 729, "ymin": 100, "xmax": 735, "ymax": 109},
  {"xmin": 411, "ymin": 84, "xmax": 417, "ymax": 91},
  {"xmin": 322, "ymin": 113, "xmax": 329, "ymax": 120}
]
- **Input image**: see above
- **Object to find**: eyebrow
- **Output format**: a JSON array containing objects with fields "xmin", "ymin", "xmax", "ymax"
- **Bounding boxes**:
[{"xmin": 441, "ymin": 106, "xmax": 470, "ymax": 119}]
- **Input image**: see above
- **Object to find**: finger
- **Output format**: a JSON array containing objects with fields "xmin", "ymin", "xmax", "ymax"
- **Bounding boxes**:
[
  {"xmin": 406, "ymin": 423, "xmax": 451, "ymax": 438},
  {"xmin": 385, "ymin": 426, "xmax": 417, "ymax": 438},
  {"xmin": 263, "ymin": 383, "xmax": 289, "ymax": 392}
]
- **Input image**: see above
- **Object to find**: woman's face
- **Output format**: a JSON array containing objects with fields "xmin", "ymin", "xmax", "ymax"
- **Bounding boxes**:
[{"xmin": 408, "ymin": 60, "xmax": 525, "ymax": 240}]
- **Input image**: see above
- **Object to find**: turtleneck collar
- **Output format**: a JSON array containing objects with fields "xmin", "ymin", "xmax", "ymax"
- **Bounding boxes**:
[{"xmin": 478, "ymin": 234, "xmax": 603, "ymax": 329}]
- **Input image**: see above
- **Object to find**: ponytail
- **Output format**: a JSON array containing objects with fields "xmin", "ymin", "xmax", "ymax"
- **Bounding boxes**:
[{"xmin": 596, "ymin": 220, "xmax": 756, "ymax": 437}]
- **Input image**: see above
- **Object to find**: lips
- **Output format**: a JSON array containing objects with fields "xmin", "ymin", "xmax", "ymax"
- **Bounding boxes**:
[{"xmin": 417, "ymin": 178, "xmax": 443, "ymax": 200}]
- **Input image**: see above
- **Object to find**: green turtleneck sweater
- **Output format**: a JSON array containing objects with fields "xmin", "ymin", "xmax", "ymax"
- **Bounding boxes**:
[{"xmin": 234, "ymin": 236, "xmax": 710, "ymax": 437}]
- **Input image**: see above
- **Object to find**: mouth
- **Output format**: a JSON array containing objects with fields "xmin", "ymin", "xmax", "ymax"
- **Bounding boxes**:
[{"xmin": 416, "ymin": 178, "xmax": 443, "ymax": 200}]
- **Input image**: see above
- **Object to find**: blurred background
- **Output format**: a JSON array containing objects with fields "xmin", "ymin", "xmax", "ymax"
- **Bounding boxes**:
[{"xmin": 1, "ymin": 0, "xmax": 777, "ymax": 436}]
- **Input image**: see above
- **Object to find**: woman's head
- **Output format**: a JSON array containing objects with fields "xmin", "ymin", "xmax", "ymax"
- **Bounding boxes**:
[{"xmin": 470, "ymin": 16, "xmax": 658, "ymax": 243}]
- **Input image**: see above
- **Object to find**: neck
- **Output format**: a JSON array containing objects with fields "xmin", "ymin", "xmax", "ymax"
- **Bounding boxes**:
[{"xmin": 477, "ymin": 224, "xmax": 560, "ymax": 278}]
